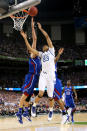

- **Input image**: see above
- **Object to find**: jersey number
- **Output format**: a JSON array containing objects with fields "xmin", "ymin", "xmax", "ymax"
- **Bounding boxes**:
[
  {"xmin": 66, "ymin": 91, "xmax": 70, "ymax": 95},
  {"xmin": 43, "ymin": 55, "xmax": 49, "ymax": 62}
]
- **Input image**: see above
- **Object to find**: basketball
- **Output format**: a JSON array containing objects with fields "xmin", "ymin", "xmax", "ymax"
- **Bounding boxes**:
[{"xmin": 29, "ymin": 6, "xmax": 38, "ymax": 16}]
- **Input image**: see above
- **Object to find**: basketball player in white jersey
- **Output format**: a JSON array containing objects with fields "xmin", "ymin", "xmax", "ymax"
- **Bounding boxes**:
[{"xmin": 21, "ymin": 22, "xmax": 56, "ymax": 121}]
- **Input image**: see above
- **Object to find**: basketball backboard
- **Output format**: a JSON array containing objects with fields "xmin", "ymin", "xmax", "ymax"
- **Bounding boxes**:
[
  {"xmin": 0, "ymin": 0, "xmax": 41, "ymax": 19},
  {"xmin": 9, "ymin": 0, "xmax": 26, "ymax": 5}
]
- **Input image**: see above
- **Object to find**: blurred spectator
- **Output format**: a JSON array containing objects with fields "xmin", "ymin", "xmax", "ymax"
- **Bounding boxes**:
[{"xmin": 0, "ymin": 91, "xmax": 87, "ymax": 116}]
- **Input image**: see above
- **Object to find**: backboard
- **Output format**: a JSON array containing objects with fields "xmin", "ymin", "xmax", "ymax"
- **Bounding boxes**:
[
  {"xmin": 9, "ymin": 0, "xmax": 27, "ymax": 6},
  {"xmin": 0, "ymin": 0, "xmax": 41, "ymax": 19}
]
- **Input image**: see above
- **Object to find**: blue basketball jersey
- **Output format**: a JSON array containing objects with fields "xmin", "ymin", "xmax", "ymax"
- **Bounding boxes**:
[
  {"xmin": 64, "ymin": 86, "xmax": 73, "ymax": 99},
  {"xmin": 29, "ymin": 57, "xmax": 41, "ymax": 75},
  {"xmin": 54, "ymin": 62, "xmax": 63, "ymax": 100}
]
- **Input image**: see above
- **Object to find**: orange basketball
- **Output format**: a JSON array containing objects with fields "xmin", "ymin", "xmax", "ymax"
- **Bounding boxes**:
[{"xmin": 29, "ymin": 6, "xmax": 38, "ymax": 16}]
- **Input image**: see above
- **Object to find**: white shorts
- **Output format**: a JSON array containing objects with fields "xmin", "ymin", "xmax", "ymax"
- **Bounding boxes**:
[{"xmin": 38, "ymin": 71, "xmax": 55, "ymax": 97}]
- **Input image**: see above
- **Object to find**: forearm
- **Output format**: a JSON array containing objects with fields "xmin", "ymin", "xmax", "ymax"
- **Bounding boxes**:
[
  {"xmin": 32, "ymin": 27, "xmax": 37, "ymax": 49},
  {"xmin": 40, "ymin": 28, "xmax": 53, "ymax": 48},
  {"xmin": 74, "ymin": 91, "xmax": 77, "ymax": 98},
  {"xmin": 40, "ymin": 28, "xmax": 48, "ymax": 37},
  {"xmin": 32, "ymin": 27, "xmax": 37, "ymax": 40},
  {"xmin": 55, "ymin": 53, "xmax": 61, "ymax": 63},
  {"xmin": 24, "ymin": 38, "xmax": 32, "ymax": 52},
  {"xmin": 73, "ymin": 87, "xmax": 77, "ymax": 98},
  {"xmin": 24, "ymin": 37, "xmax": 39, "ymax": 56}
]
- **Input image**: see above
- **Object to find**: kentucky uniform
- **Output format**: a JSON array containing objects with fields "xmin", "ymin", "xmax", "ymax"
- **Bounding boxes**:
[
  {"xmin": 64, "ymin": 86, "xmax": 75, "ymax": 108},
  {"xmin": 22, "ymin": 56, "xmax": 41, "ymax": 96},
  {"xmin": 53, "ymin": 63, "xmax": 62, "ymax": 100},
  {"xmin": 38, "ymin": 47, "xmax": 56, "ymax": 97}
]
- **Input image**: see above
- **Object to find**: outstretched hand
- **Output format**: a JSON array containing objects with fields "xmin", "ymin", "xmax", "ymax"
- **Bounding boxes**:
[
  {"xmin": 20, "ymin": 30, "xmax": 27, "ymax": 39},
  {"xmin": 37, "ymin": 22, "xmax": 42, "ymax": 29},
  {"xmin": 58, "ymin": 48, "xmax": 64, "ymax": 55}
]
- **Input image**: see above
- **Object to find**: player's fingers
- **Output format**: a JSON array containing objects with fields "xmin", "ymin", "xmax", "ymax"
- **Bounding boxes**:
[{"xmin": 60, "ymin": 48, "xmax": 62, "ymax": 52}]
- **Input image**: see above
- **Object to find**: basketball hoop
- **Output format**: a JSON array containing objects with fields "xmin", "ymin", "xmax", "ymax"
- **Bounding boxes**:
[{"xmin": 10, "ymin": 9, "xmax": 30, "ymax": 31}]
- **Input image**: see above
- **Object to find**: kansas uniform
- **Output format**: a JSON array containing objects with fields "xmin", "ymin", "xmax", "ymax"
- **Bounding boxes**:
[
  {"xmin": 53, "ymin": 63, "xmax": 62, "ymax": 101},
  {"xmin": 22, "ymin": 56, "xmax": 41, "ymax": 96},
  {"xmin": 38, "ymin": 47, "xmax": 56, "ymax": 97},
  {"xmin": 64, "ymin": 86, "xmax": 75, "ymax": 108}
]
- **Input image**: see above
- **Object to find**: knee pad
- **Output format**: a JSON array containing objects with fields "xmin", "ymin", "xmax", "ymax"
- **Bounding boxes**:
[
  {"xmin": 65, "ymin": 106, "xmax": 69, "ymax": 110},
  {"xmin": 38, "ymin": 94, "xmax": 43, "ymax": 98},
  {"xmin": 72, "ymin": 108, "xmax": 76, "ymax": 112},
  {"xmin": 48, "ymin": 97, "xmax": 53, "ymax": 101},
  {"xmin": 26, "ymin": 95, "xmax": 31, "ymax": 102}
]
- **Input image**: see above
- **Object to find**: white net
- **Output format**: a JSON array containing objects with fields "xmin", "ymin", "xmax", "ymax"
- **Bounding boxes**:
[{"xmin": 11, "ymin": 9, "xmax": 29, "ymax": 31}]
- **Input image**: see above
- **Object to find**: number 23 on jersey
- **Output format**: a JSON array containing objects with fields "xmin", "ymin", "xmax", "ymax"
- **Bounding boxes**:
[{"xmin": 43, "ymin": 54, "xmax": 49, "ymax": 62}]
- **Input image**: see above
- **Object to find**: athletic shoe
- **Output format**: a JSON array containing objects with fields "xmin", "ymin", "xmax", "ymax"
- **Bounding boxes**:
[
  {"xmin": 66, "ymin": 118, "xmax": 71, "ymax": 124},
  {"xmin": 71, "ymin": 119, "xmax": 74, "ymax": 124},
  {"xmin": 61, "ymin": 114, "xmax": 69, "ymax": 124},
  {"xmin": 23, "ymin": 112, "xmax": 31, "ymax": 122},
  {"xmin": 31, "ymin": 106, "xmax": 36, "ymax": 117},
  {"xmin": 48, "ymin": 111, "xmax": 53, "ymax": 121},
  {"xmin": 16, "ymin": 112, "xmax": 23, "ymax": 124}
]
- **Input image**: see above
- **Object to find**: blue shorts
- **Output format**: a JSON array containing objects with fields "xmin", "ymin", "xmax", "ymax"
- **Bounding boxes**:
[
  {"xmin": 65, "ymin": 98, "xmax": 75, "ymax": 109},
  {"xmin": 22, "ymin": 73, "xmax": 39, "ymax": 96},
  {"xmin": 53, "ymin": 78, "xmax": 62, "ymax": 101}
]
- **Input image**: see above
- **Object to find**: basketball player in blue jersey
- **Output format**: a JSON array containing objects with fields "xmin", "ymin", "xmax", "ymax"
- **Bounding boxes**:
[
  {"xmin": 16, "ymin": 18, "xmax": 41, "ymax": 124},
  {"xmin": 62, "ymin": 80, "xmax": 77, "ymax": 123},
  {"xmin": 53, "ymin": 48, "xmax": 69, "ymax": 124}
]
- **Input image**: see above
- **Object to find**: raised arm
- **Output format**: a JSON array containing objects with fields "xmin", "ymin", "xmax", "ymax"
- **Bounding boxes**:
[
  {"xmin": 31, "ymin": 17, "xmax": 37, "ymax": 49},
  {"xmin": 72, "ymin": 87, "xmax": 77, "ymax": 100},
  {"xmin": 20, "ymin": 31, "xmax": 39, "ymax": 56},
  {"xmin": 37, "ymin": 22, "xmax": 53, "ymax": 48},
  {"xmin": 55, "ymin": 48, "xmax": 64, "ymax": 63}
]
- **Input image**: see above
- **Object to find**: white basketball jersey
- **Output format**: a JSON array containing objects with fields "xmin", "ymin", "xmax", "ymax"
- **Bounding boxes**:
[{"xmin": 39, "ymin": 47, "xmax": 55, "ymax": 74}]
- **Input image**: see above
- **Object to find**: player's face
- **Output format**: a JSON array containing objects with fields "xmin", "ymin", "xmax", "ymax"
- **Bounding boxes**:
[
  {"xmin": 42, "ymin": 45, "xmax": 49, "ymax": 52},
  {"xmin": 67, "ymin": 80, "xmax": 71, "ymax": 86}
]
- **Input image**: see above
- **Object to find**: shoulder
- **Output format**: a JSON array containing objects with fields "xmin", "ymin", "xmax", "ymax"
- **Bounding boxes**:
[
  {"xmin": 39, "ymin": 51, "xmax": 43, "ymax": 58},
  {"xmin": 49, "ymin": 47, "xmax": 55, "ymax": 52},
  {"xmin": 48, "ymin": 47, "xmax": 55, "ymax": 56}
]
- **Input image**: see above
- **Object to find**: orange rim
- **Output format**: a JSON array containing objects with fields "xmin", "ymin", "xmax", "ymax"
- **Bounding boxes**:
[
  {"xmin": 23, "ymin": 9, "xmax": 30, "ymax": 15},
  {"xmin": 10, "ymin": 9, "xmax": 30, "ymax": 19}
]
